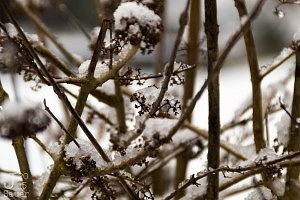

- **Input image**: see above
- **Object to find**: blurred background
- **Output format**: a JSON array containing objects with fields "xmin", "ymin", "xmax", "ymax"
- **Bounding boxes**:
[{"xmin": 7, "ymin": 0, "xmax": 300, "ymax": 66}]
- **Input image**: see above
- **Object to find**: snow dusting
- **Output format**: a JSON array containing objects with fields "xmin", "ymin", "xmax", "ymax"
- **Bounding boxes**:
[
  {"xmin": 64, "ymin": 139, "xmax": 109, "ymax": 170},
  {"xmin": 143, "ymin": 118, "xmax": 177, "ymax": 140},
  {"xmin": 78, "ymin": 60, "xmax": 110, "ymax": 78}
]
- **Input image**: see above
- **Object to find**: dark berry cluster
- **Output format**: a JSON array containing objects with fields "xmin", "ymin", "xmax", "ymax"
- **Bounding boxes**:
[
  {"xmin": 89, "ymin": 176, "xmax": 117, "ymax": 200},
  {"xmin": 65, "ymin": 155, "xmax": 97, "ymax": 183}
]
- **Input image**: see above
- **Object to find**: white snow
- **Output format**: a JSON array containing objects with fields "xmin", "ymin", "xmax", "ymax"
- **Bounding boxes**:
[
  {"xmin": 275, "ymin": 113, "xmax": 290, "ymax": 146},
  {"xmin": 261, "ymin": 47, "xmax": 294, "ymax": 73},
  {"xmin": 254, "ymin": 147, "xmax": 278, "ymax": 163},
  {"xmin": 143, "ymin": 118, "xmax": 177, "ymax": 140},
  {"xmin": 78, "ymin": 60, "xmax": 110, "ymax": 78},
  {"xmin": 244, "ymin": 186, "xmax": 273, "ymax": 200},
  {"xmin": 64, "ymin": 139, "xmax": 109, "ymax": 169},
  {"xmin": 3, "ymin": 23, "xmax": 18, "ymax": 38},
  {"xmin": 114, "ymin": 2, "xmax": 161, "ymax": 31},
  {"xmin": 0, "ymin": 23, "xmax": 41, "ymax": 45}
]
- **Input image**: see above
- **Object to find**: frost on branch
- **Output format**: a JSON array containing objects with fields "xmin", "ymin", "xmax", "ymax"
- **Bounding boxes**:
[
  {"xmin": 0, "ymin": 101, "xmax": 51, "ymax": 138},
  {"xmin": 114, "ymin": 2, "xmax": 162, "ymax": 54}
]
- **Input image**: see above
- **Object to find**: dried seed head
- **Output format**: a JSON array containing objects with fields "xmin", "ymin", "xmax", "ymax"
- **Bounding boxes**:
[
  {"xmin": 114, "ymin": 2, "xmax": 163, "ymax": 54},
  {"xmin": 0, "ymin": 23, "xmax": 38, "ymax": 74},
  {"xmin": 0, "ymin": 102, "xmax": 51, "ymax": 139}
]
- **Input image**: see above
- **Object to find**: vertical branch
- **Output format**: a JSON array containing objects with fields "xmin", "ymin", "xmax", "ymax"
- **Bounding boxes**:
[
  {"xmin": 205, "ymin": 0, "xmax": 220, "ymax": 199},
  {"xmin": 183, "ymin": 0, "xmax": 201, "ymax": 111},
  {"xmin": 234, "ymin": 0, "xmax": 266, "ymax": 153},
  {"xmin": 175, "ymin": 0, "xmax": 201, "ymax": 198},
  {"xmin": 12, "ymin": 136, "xmax": 35, "ymax": 200},
  {"xmin": 114, "ymin": 78, "xmax": 127, "ymax": 134},
  {"xmin": 284, "ymin": 45, "xmax": 300, "ymax": 200},
  {"xmin": 149, "ymin": 0, "xmax": 190, "ymax": 116},
  {"xmin": 152, "ymin": 1, "xmax": 168, "ymax": 196},
  {"xmin": 155, "ymin": 0, "xmax": 166, "ymax": 75},
  {"xmin": 234, "ymin": 0, "xmax": 271, "ymax": 190}
]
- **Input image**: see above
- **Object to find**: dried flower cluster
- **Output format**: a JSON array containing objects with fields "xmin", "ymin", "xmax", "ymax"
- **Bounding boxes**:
[
  {"xmin": 114, "ymin": 2, "xmax": 163, "ymax": 54},
  {"xmin": 0, "ymin": 102, "xmax": 51, "ymax": 138}
]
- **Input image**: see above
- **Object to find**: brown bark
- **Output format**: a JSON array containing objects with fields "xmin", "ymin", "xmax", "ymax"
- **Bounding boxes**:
[{"xmin": 204, "ymin": 0, "xmax": 220, "ymax": 199}]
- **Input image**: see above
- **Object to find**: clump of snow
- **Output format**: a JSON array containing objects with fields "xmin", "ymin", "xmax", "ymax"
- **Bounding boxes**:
[
  {"xmin": 0, "ymin": 23, "xmax": 41, "ymax": 44},
  {"xmin": 245, "ymin": 186, "xmax": 274, "ymax": 200},
  {"xmin": 3, "ymin": 23, "xmax": 18, "ymax": 38},
  {"xmin": 96, "ymin": 80, "xmax": 115, "ymax": 95},
  {"xmin": 114, "ymin": 2, "xmax": 161, "ymax": 31},
  {"xmin": 0, "ymin": 101, "xmax": 51, "ymax": 138},
  {"xmin": 64, "ymin": 139, "xmax": 110, "ymax": 170},
  {"xmin": 48, "ymin": 140, "xmax": 63, "ymax": 156},
  {"xmin": 78, "ymin": 60, "xmax": 110, "ymax": 78},
  {"xmin": 172, "ymin": 129, "xmax": 198, "ymax": 144},
  {"xmin": 254, "ymin": 147, "xmax": 279, "ymax": 163},
  {"xmin": 112, "ymin": 136, "xmax": 145, "ymax": 165},
  {"xmin": 114, "ymin": 2, "xmax": 162, "ymax": 53},
  {"xmin": 143, "ymin": 118, "xmax": 177, "ymax": 140},
  {"xmin": 239, "ymin": 147, "xmax": 279, "ymax": 168}
]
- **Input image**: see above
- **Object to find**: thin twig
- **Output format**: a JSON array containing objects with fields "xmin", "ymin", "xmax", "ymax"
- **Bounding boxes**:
[
  {"xmin": 43, "ymin": 99, "xmax": 80, "ymax": 148},
  {"xmin": 164, "ymin": 149, "xmax": 300, "ymax": 200},
  {"xmin": 260, "ymin": 48, "xmax": 295, "ymax": 80},
  {"xmin": 29, "ymin": 135, "xmax": 55, "ymax": 159},
  {"xmin": 149, "ymin": 0, "xmax": 191, "ymax": 116},
  {"xmin": 165, "ymin": 0, "xmax": 267, "ymax": 143}
]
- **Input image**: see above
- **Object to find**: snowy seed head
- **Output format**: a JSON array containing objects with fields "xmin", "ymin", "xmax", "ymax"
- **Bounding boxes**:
[
  {"xmin": 0, "ymin": 102, "xmax": 51, "ymax": 139},
  {"xmin": 0, "ymin": 36, "xmax": 35, "ymax": 74},
  {"xmin": 114, "ymin": 2, "xmax": 163, "ymax": 54},
  {"xmin": 0, "ymin": 24, "xmax": 37, "ymax": 74}
]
